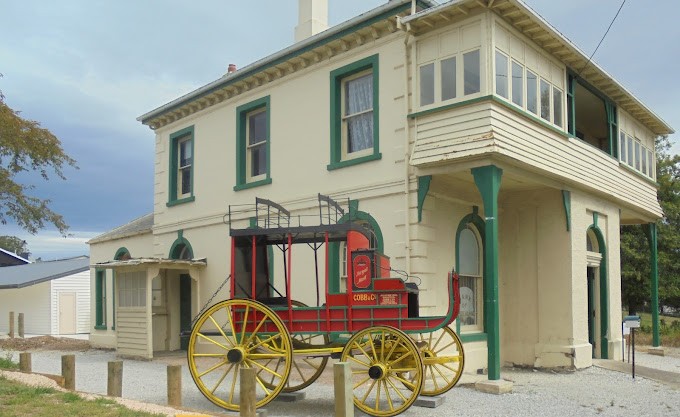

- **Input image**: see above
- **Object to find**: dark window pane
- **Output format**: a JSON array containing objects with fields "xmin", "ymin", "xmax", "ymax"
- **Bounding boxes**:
[
  {"xmin": 180, "ymin": 167, "xmax": 191, "ymax": 195},
  {"xmin": 179, "ymin": 139, "xmax": 192, "ymax": 167},
  {"xmin": 512, "ymin": 61, "xmax": 523, "ymax": 106},
  {"xmin": 495, "ymin": 51, "xmax": 508, "ymax": 98},
  {"xmin": 248, "ymin": 110, "xmax": 266, "ymax": 145},
  {"xmin": 250, "ymin": 144, "xmax": 266, "ymax": 177},
  {"xmin": 540, "ymin": 79, "xmax": 550, "ymax": 121},
  {"xmin": 648, "ymin": 151, "xmax": 653, "ymax": 177},
  {"xmin": 463, "ymin": 50, "xmax": 480, "ymax": 95},
  {"xmin": 527, "ymin": 71, "xmax": 537, "ymax": 114},
  {"xmin": 635, "ymin": 141, "xmax": 641, "ymax": 170},
  {"xmin": 441, "ymin": 57, "xmax": 457, "ymax": 100},
  {"xmin": 420, "ymin": 63, "xmax": 434, "ymax": 106}
]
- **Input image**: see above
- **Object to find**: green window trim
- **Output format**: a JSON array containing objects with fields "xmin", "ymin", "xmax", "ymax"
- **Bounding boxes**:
[
  {"xmin": 235, "ymin": 96, "xmax": 271, "ymax": 191},
  {"xmin": 459, "ymin": 332, "xmax": 488, "ymax": 343},
  {"xmin": 588, "ymin": 224, "xmax": 609, "ymax": 359},
  {"xmin": 566, "ymin": 72, "xmax": 618, "ymax": 159},
  {"xmin": 329, "ymin": 54, "xmax": 381, "ymax": 170},
  {"xmin": 95, "ymin": 269, "xmax": 106, "ymax": 330},
  {"xmin": 168, "ymin": 125, "xmax": 195, "ymax": 206},
  {"xmin": 454, "ymin": 209, "xmax": 487, "ymax": 337}
]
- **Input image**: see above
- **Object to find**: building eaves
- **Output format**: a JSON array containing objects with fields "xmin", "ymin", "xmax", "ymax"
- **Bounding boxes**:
[
  {"xmin": 400, "ymin": 0, "xmax": 674, "ymax": 136},
  {"xmin": 138, "ymin": 0, "xmax": 438, "ymax": 128}
]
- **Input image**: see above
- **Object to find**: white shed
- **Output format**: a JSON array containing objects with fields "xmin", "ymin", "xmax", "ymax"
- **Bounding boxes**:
[{"xmin": 0, "ymin": 256, "xmax": 90, "ymax": 335}]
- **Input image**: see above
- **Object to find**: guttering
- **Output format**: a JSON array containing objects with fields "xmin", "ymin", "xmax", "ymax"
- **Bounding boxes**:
[
  {"xmin": 138, "ymin": 0, "xmax": 438, "ymax": 126},
  {"xmin": 400, "ymin": 0, "xmax": 674, "ymax": 135}
]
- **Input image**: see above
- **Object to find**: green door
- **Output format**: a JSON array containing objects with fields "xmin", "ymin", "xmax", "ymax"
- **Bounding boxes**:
[{"xmin": 180, "ymin": 274, "xmax": 192, "ymax": 350}]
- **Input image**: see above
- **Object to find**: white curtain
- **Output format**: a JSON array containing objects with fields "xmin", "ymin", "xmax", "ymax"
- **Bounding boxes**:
[{"xmin": 345, "ymin": 73, "xmax": 373, "ymax": 153}]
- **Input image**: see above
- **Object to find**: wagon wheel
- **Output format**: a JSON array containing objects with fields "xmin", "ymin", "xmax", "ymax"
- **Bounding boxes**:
[
  {"xmin": 260, "ymin": 300, "xmax": 329, "ymax": 392},
  {"xmin": 341, "ymin": 325, "xmax": 423, "ymax": 417},
  {"xmin": 187, "ymin": 299, "xmax": 292, "ymax": 412},
  {"xmin": 409, "ymin": 326, "xmax": 465, "ymax": 396}
]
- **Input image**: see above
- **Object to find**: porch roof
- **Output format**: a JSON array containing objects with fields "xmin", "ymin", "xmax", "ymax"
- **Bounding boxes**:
[{"xmin": 94, "ymin": 257, "xmax": 207, "ymax": 270}]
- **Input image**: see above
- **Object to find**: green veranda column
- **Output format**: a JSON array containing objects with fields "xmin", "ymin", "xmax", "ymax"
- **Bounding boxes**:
[
  {"xmin": 643, "ymin": 223, "xmax": 660, "ymax": 347},
  {"xmin": 472, "ymin": 165, "xmax": 503, "ymax": 380}
]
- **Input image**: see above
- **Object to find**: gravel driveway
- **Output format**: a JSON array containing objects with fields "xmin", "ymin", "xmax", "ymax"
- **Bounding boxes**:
[{"xmin": 3, "ymin": 348, "xmax": 680, "ymax": 417}]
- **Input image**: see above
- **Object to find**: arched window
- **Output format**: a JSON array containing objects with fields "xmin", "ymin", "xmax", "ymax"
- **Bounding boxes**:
[
  {"xmin": 170, "ymin": 239, "xmax": 194, "ymax": 260},
  {"xmin": 458, "ymin": 225, "xmax": 483, "ymax": 331}
]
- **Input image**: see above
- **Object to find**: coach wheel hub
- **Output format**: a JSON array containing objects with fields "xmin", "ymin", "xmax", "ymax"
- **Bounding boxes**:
[
  {"xmin": 368, "ymin": 363, "xmax": 387, "ymax": 380},
  {"xmin": 227, "ymin": 347, "xmax": 245, "ymax": 364}
]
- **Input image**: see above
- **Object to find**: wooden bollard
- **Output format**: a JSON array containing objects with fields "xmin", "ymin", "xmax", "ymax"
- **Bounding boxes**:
[
  {"xmin": 334, "ymin": 362, "xmax": 354, "ymax": 417},
  {"xmin": 240, "ymin": 366, "xmax": 256, "ymax": 417},
  {"xmin": 8, "ymin": 312, "xmax": 14, "ymax": 338},
  {"xmin": 61, "ymin": 354, "xmax": 76, "ymax": 390},
  {"xmin": 17, "ymin": 313, "xmax": 24, "ymax": 338},
  {"xmin": 167, "ymin": 365, "xmax": 182, "ymax": 407},
  {"xmin": 19, "ymin": 352, "xmax": 31, "ymax": 373},
  {"xmin": 107, "ymin": 361, "xmax": 123, "ymax": 397}
]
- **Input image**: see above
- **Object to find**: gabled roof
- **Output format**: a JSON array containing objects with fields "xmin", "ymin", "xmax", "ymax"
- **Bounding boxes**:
[
  {"xmin": 0, "ymin": 248, "xmax": 30, "ymax": 266},
  {"xmin": 400, "ymin": 0, "xmax": 673, "ymax": 136},
  {"xmin": 138, "ymin": 0, "xmax": 438, "ymax": 129},
  {"xmin": 0, "ymin": 256, "xmax": 90, "ymax": 289},
  {"xmin": 88, "ymin": 213, "xmax": 154, "ymax": 245}
]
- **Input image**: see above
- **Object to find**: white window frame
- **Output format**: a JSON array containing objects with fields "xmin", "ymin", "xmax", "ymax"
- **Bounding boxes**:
[
  {"xmin": 341, "ymin": 69, "xmax": 374, "ymax": 161},
  {"xmin": 245, "ymin": 107, "xmax": 267, "ymax": 182},
  {"xmin": 177, "ymin": 137, "xmax": 192, "ymax": 198},
  {"xmin": 458, "ymin": 226, "xmax": 484, "ymax": 333}
]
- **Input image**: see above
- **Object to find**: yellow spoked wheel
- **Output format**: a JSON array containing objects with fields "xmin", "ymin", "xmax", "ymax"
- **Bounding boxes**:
[
  {"xmin": 187, "ymin": 299, "xmax": 292, "ymax": 412},
  {"xmin": 261, "ymin": 301, "xmax": 329, "ymax": 393},
  {"xmin": 341, "ymin": 326, "xmax": 423, "ymax": 417},
  {"xmin": 410, "ymin": 326, "xmax": 465, "ymax": 396}
]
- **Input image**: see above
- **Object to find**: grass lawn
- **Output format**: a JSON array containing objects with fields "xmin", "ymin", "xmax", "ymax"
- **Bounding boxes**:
[{"xmin": 0, "ymin": 376, "xmax": 163, "ymax": 417}]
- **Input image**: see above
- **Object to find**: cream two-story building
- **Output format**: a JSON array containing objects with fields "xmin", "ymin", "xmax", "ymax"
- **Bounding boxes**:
[{"xmin": 89, "ymin": 0, "xmax": 672, "ymax": 383}]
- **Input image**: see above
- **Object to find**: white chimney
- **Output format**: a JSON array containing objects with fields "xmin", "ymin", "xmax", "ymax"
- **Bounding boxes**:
[{"xmin": 295, "ymin": 0, "xmax": 328, "ymax": 42}]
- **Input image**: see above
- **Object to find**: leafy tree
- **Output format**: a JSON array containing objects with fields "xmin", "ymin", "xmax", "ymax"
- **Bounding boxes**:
[
  {"xmin": 0, "ymin": 235, "xmax": 29, "ymax": 258},
  {"xmin": 0, "ymin": 75, "xmax": 77, "ymax": 234},
  {"xmin": 621, "ymin": 136, "xmax": 680, "ymax": 314}
]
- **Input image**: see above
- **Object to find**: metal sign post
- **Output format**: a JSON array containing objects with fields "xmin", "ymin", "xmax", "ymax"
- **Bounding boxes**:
[{"xmin": 623, "ymin": 315, "xmax": 641, "ymax": 379}]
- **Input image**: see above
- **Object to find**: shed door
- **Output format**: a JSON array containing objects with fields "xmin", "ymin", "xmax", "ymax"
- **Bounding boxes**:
[{"xmin": 59, "ymin": 292, "xmax": 77, "ymax": 334}]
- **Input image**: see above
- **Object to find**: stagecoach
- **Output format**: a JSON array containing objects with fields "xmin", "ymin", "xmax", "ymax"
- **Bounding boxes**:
[{"xmin": 187, "ymin": 194, "xmax": 464, "ymax": 416}]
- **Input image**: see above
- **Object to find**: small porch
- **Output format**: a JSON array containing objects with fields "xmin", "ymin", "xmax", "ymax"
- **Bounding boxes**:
[{"xmin": 95, "ymin": 258, "xmax": 207, "ymax": 359}]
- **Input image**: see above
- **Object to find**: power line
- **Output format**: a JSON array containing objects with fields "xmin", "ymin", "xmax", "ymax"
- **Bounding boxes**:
[{"xmin": 578, "ymin": 0, "xmax": 627, "ymax": 76}]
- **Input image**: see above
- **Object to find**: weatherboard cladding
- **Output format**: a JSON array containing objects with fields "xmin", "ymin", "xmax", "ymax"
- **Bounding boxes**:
[{"xmin": 0, "ymin": 256, "xmax": 90, "ymax": 289}]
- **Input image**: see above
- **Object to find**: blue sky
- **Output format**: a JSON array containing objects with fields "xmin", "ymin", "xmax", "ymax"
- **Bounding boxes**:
[{"xmin": 1, "ymin": 0, "xmax": 677, "ymax": 260}]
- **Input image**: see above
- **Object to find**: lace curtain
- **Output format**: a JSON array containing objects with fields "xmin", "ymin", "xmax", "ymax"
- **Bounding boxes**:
[{"xmin": 345, "ymin": 73, "xmax": 373, "ymax": 153}]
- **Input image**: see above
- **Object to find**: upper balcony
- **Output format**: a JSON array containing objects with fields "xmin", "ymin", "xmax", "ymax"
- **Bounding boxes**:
[{"xmin": 402, "ymin": 2, "xmax": 672, "ymax": 221}]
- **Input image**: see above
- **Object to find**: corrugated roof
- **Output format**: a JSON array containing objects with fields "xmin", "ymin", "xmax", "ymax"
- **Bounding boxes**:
[
  {"xmin": 88, "ymin": 213, "xmax": 153, "ymax": 245},
  {"xmin": 0, "ymin": 256, "xmax": 90, "ymax": 289}
]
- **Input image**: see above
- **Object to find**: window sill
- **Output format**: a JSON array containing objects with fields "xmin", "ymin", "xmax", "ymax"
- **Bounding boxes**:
[
  {"xmin": 94, "ymin": 325, "xmax": 107, "ymax": 331},
  {"xmin": 459, "ymin": 332, "xmax": 487, "ymax": 343},
  {"xmin": 327, "ymin": 152, "xmax": 382, "ymax": 171},
  {"xmin": 619, "ymin": 162, "xmax": 658, "ymax": 186},
  {"xmin": 234, "ymin": 178, "xmax": 272, "ymax": 191},
  {"xmin": 167, "ymin": 196, "xmax": 195, "ymax": 207}
]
